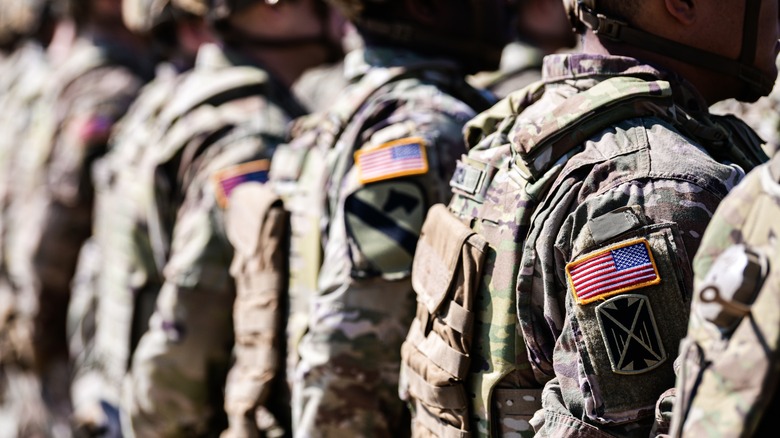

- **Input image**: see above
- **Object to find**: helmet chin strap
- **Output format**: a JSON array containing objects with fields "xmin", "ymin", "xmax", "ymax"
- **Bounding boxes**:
[{"xmin": 577, "ymin": 0, "xmax": 774, "ymax": 102}]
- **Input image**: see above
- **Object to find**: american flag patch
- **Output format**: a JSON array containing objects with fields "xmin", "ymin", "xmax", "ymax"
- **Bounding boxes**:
[
  {"xmin": 212, "ymin": 159, "xmax": 269, "ymax": 208},
  {"xmin": 567, "ymin": 239, "xmax": 661, "ymax": 305},
  {"xmin": 355, "ymin": 137, "xmax": 428, "ymax": 184}
]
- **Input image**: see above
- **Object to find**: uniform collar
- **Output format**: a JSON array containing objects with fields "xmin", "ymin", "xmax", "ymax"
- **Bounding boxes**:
[{"xmin": 542, "ymin": 53, "xmax": 710, "ymax": 114}]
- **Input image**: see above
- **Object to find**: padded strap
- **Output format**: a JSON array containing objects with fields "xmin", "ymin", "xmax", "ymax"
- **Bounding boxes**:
[
  {"xmin": 418, "ymin": 330, "xmax": 470, "ymax": 379},
  {"xmin": 441, "ymin": 301, "xmax": 473, "ymax": 335},
  {"xmin": 405, "ymin": 367, "xmax": 467, "ymax": 410}
]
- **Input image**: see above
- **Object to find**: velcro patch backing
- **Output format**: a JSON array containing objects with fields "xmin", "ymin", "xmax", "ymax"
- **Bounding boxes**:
[
  {"xmin": 354, "ymin": 137, "xmax": 428, "ymax": 184},
  {"xmin": 567, "ymin": 238, "xmax": 660, "ymax": 305},
  {"xmin": 212, "ymin": 159, "xmax": 270, "ymax": 208}
]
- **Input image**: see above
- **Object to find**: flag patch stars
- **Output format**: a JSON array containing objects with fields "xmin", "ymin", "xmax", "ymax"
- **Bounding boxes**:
[
  {"xmin": 355, "ymin": 137, "xmax": 429, "ymax": 184},
  {"xmin": 212, "ymin": 159, "xmax": 270, "ymax": 208},
  {"xmin": 566, "ymin": 238, "xmax": 661, "ymax": 305}
]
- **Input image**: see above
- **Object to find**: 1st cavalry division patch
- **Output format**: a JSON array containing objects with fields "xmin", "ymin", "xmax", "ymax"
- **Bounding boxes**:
[
  {"xmin": 355, "ymin": 137, "xmax": 428, "ymax": 184},
  {"xmin": 596, "ymin": 294, "xmax": 667, "ymax": 374},
  {"xmin": 566, "ymin": 238, "xmax": 660, "ymax": 305},
  {"xmin": 212, "ymin": 159, "xmax": 270, "ymax": 208}
]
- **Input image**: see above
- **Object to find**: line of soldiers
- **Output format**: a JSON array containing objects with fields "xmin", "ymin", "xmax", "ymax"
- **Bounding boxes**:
[{"xmin": 0, "ymin": 0, "xmax": 777, "ymax": 437}]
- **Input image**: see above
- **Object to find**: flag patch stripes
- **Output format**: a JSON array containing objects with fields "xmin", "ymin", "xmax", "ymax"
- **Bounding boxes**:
[
  {"xmin": 566, "ymin": 238, "xmax": 661, "ymax": 305},
  {"xmin": 355, "ymin": 137, "xmax": 428, "ymax": 184},
  {"xmin": 212, "ymin": 159, "xmax": 270, "ymax": 208}
]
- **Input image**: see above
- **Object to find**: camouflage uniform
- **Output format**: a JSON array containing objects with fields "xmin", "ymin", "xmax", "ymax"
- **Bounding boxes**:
[
  {"xmin": 67, "ymin": 62, "xmax": 186, "ymax": 434},
  {"xmin": 664, "ymin": 152, "xmax": 780, "ymax": 437},
  {"xmin": 0, "ymin": 14, "xmax": 150, "ymax": 435},
  {"xmin": 123, "ymin": 42, "xmax": 306, "ymax": 437},
  {"xmin": 0, "ymin": 13, "xmax": 53, "ymax": 438},
  {"xmin": 399, "ymin": 53, "xmax": 769, "ymax": 437},
  {"xmin": 281, "ymin": 46, "xmax": 493, "ymax": 437},
  {"xmin": 711, "ymin": 80, "xmax": 780, "ymax": 156},
  {"xmin": 469, "ymin": 42, "xmax": 545, "ymax": 99},
  {"xmin": 291, "ymin": 60, "xmax": 349, "ymax": 112}
]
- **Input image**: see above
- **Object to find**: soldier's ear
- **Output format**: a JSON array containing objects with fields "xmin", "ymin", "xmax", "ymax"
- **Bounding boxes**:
[{"xmin": 664, "ymin": 0, "xmax": 696, "ymax": 25}]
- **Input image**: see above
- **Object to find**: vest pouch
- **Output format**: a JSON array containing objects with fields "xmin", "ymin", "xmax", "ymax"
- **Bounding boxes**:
[{"xmin": 400, "ymin": 204, "xmax": 488, "ymax": 437}]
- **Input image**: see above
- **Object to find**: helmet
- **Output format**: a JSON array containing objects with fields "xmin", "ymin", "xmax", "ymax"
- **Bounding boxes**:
[
  {"xmin": 326, "ymin": 0, "xmax": 512, "ymax": 73},
  {"xmin": 123, "ymin": 0, "xmax": 207, "ymax": 34},
  {"xmin": 173, "ymin": 0, "xmax": 209, "ymax": 17},
  {"xmin": 123, "ymin": 0, "xmax": 173, "ymax": 33},
  {"xmin": 563, "ymin": 0, "xmax": 774, "ymax": 102},
  {"xmin": 2, "ymin": 0, "xmax": 49, "ymax": 38}
]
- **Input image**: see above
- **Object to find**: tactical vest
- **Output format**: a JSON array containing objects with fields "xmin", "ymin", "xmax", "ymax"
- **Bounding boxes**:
[
  {"xmin": 269, "ymin": 62, "xmax": 492, "ymax": 385},
  {"xmin": 399, "ymin": 75, "xmax": 768, "ymax": 437},
  {"xmin": 670, "ymin": 154, "xmax": 780, "ymax": 437}
]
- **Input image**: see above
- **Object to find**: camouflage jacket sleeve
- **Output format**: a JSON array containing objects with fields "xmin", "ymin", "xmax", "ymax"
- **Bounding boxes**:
[
  {"xmin": 669, "ymin": 155, "xmax": 780, "ymax": 437},
  {"xmin": 294, "ymin": 83, "xmax": 479, "ymax": 437},
  {"xmin": 524, "ymin": 120, "xmax": 747, "ymax": 437},
  {"xmin": 31, "ymin": 65, "xmax": 143, "ymax": 373},
  {"xmin": 124, "ymin": 128, "xmax": 280, "ymax": 437}
]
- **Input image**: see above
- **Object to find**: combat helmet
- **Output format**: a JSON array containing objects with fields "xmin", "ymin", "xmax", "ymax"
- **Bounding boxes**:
[
  {"xmin": 326, "ymin": 0, "xmax": 512, "ymax": 72},
  {"xmin": 563, "ymin": 0, "xmax": 775, "ymax": 102},
  {"xmin": 0, "ymin": 0, "xmax": 50, "ymax": 44},
  {"xmin": 123, "ymin": 0, "xmax": 207, "ymax": 34}
]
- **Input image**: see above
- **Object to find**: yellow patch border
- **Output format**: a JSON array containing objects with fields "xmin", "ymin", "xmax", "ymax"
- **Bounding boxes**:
[
  {"xmin": 566, "ymin": 238, "xmax": 661, "ymax": 306},
  {"xmin": 211, "ymin": 159, "xmax": 270, "ymax": 208},
  {"xmin": 354, "ymin": 137, "xmax": 429, "ymax": 185}
]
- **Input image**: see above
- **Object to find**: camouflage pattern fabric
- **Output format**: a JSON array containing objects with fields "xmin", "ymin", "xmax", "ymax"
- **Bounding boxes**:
[
  {"xmin": 0, "ymin": 38, "xmax": 53, "ymax": 438},
  {"xmin": 667, "ymin": 152, "xmax": 780, "ymax": 437},
  {"xmin": 711, "ymin": 80, "xmax": 780, "ymax": 156},
  {"xmin": 400, "ymin": 53, "xmax": 768, "ymax": 438},
  {"xmin": 4, "ymin": 33, "xmax": 150, "ymax": 435},
  {"xmin": 123, "ymin": 43, "xmax": 305, "ymax": 437},
  {"xmin": 286, "ymin": 46, "xmax": 493, "ymax": 437},
  {"xmin": 66, "ymin": 62, "xmax": 185, "ymax": 433},
  {"xmin": 291, "ymin": 60, "xmax": 349, "ymax": 112},
  {"xmin": 468, "ymin": 42, "xmax": 545, "ymax": 99}
]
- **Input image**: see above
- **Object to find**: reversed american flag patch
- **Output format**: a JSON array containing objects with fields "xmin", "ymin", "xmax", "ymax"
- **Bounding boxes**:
[
  {"xmin": 212, "ymin": 159, "xmax": 269, "ymax": 208},
  {"xmin": 566, "ymin": 238, "xmax": 661, "ymax": 305},
  {"xmin": 355, "ymin": 137, "xmax": 428, "ymax": 184}
]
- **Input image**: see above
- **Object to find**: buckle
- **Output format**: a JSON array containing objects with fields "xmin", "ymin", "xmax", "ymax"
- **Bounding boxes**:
[{"xmin": 593, "ymin": 14, "xmax": 625, "ymax": 41}]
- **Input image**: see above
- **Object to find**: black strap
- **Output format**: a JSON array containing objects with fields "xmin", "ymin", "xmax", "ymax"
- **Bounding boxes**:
[{"xmin": 578, "ymin": 7, "xmax": 774, "ymax": 99}]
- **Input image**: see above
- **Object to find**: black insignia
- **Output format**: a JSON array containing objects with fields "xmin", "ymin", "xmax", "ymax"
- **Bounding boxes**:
[{"xmin": 596, "ymin": 294, "xmax": 666, "ymax": 374}]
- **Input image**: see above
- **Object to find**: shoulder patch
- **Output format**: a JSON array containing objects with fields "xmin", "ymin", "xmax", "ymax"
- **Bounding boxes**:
[
  {"xmin": 354, "ymin": 137, "xmax": 428, "ymax": 184},
  {"xmin": 596, "ymin": 294, "xmax": 667, "ymax": 374},
  {"xmin": 566, "ymin": 238, "xmax": 661, "ymax": 305},
  {"xmin": 212, "ymin": 159, "xmax": 270, "ymax": 208}
]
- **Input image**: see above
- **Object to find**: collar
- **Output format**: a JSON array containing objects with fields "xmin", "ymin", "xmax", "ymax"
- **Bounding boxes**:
[{"xmin": 542, "ymin": 53, "xmax": 710, "ymax": 114}]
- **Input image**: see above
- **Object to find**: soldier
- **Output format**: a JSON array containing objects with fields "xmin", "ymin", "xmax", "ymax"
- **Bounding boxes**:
[
  {"xmin": 66, "ymin": 0, "xmax": 213, "ymax": 435},
  {"xmin": 663, "ymin": 152, "xmax": 780, "ymax": 437},
  {"xmin": 5, "ymin": 0, "xmax": 154, "ymax": 432},
  {"xmin": 0, "ymin": 2, "xmax": 59, "ymax": 436},
  {"xmin": 262, "ymin": 1, "xmax": 514, "ymax": 436},
  {"xmin": 470, "ymin": 0, "xmax": 577, "ymax": 98},
  {"xmin": 399, "ymin": 0, "xmax": 777, "ymax": 436},
  {"xmin": 121, "ymin": 0, "xmax": 344, "ymax": 436}
]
